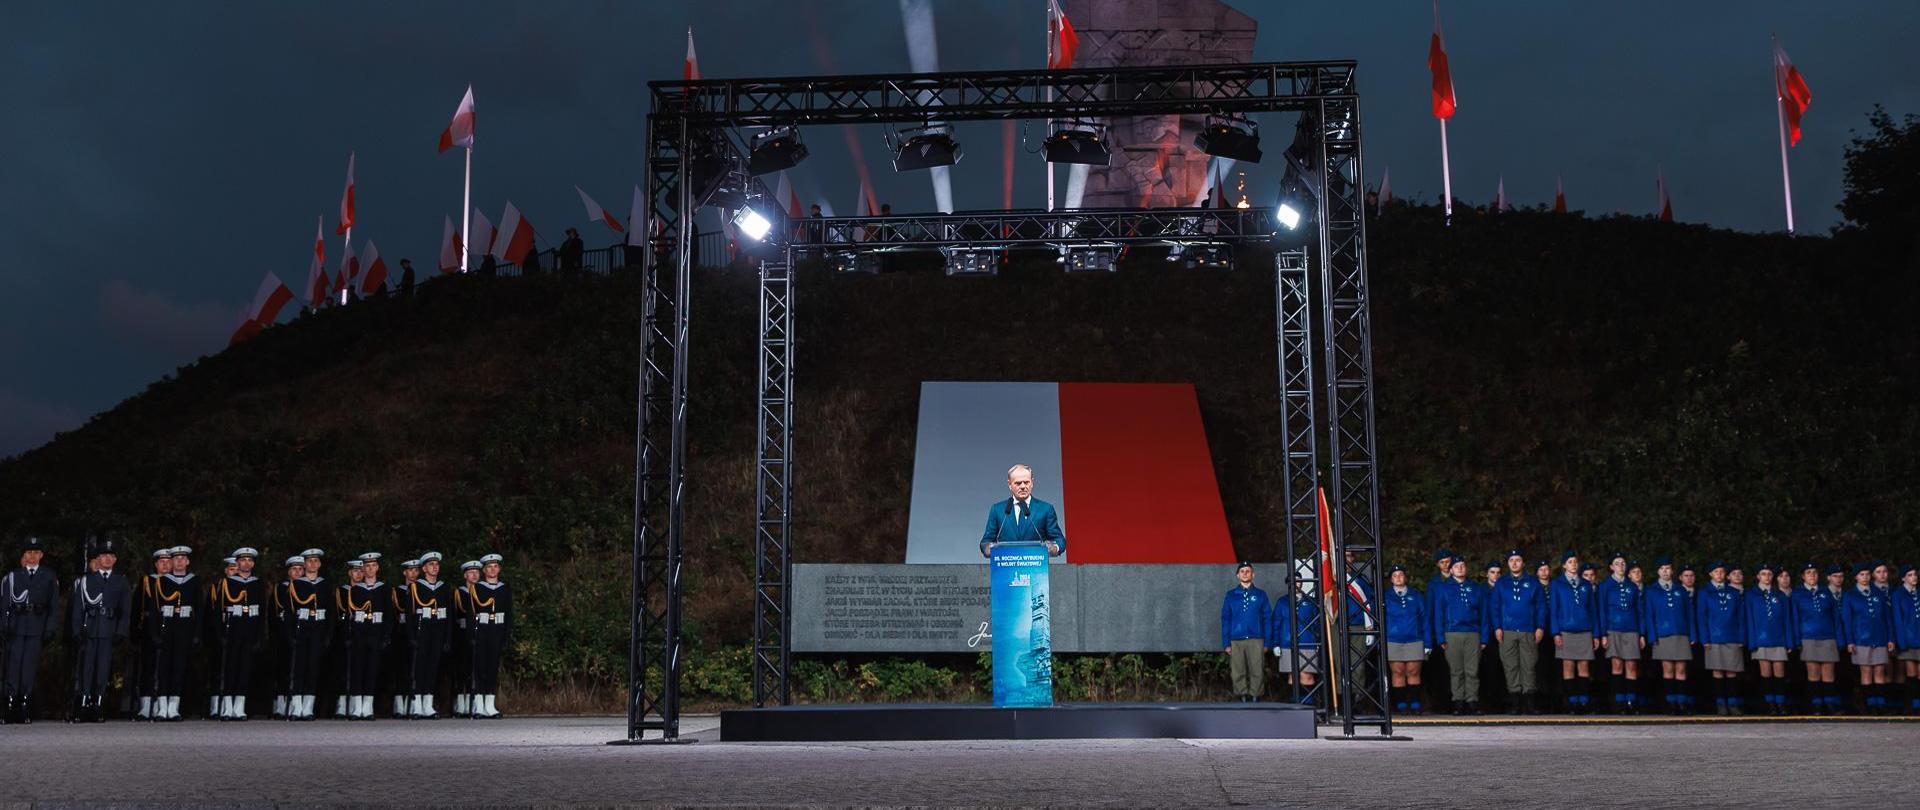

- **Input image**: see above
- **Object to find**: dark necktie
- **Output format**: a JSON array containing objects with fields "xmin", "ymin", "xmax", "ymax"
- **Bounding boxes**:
[{"xmin": 1019, "ymin": 501, "xmax": 1031, "ymax": 525}]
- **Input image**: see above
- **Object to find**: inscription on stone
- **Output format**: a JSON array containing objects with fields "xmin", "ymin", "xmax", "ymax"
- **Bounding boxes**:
[{"xmin": 818, "ymin": 571, "xmax": 988, "ymax": 644}]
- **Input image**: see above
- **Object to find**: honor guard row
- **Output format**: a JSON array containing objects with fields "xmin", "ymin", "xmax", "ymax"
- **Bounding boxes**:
[{"xmin": 0, "ymin": 537, "xmax": 512, "ymax": 723}]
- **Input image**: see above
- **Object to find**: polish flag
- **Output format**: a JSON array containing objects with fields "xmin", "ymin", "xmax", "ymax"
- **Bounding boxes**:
[
  {"xmin": 247, "ymin": 272, "xmax": 294, "ymax": 327},
  {"xmin": 335, "ymin": 239, "xmax": 360, "ymax": 298},
  {"xmin": 438, "ymin": 85, "xmax": 476, "ymax": 153},
  {"xmin": 1428, "ymin": 8, "xmax": 1457, "ymax": 120},
  {"xmin": 493, "ymin": 201, "xmax": 536, "ymax": 265},
  {"xmin": 1554, "ymin": 176, "xmax": 1567, "ymax": 214},
  {"xmin": 901, "ymin": 382, "xmax": 1233, "ymax": 564},
  {"xmin": 1377, "ymin": 166, "xmax": 1392, "ymax": 214},
  {"xmin": 627, "ymin": 185, "xmax": 647, "ymax": 248},
  {"xmin": 684, "ymin": 27, "xmax": 700, "ymax": 80},
  {"xmin": 336, "ymin": 152, "xmax": 355, "ymax": 235},
  {"xmin": 306, "ymin": 217, "xmax": 329, "ymax": 307},
  {"xmin": 774, "ymin": 173, "xmax": 804, "ymax": 219},
  {"xmin": 230, "ymin": 306, "xmax": 263, "ymax": 346},
  {"xmin": 1047, "ymin": 0, "xmax": 1079, "ymax": 70},
  {"xmin": 1773, "ymin": 38, "xmax": 1812, "ymax": 147},
  {"xmin": 1316, "ymin": 486, "xmax": 1337, "ymax": 598},
  {"xmin": 1658, "ymin": 169, "xmax": 1673, "ymax": 222},
  {"xmin": 439, "ymin": 215, "xmax": 461, "ymax": 274},
  {"xmin": 576, "ymin": 186, "xmax": 625, "ymax": 233},
  {"xmin": 359, "ymin": 240, "xmax": 389, "ymax": 294},
  {"xmin": 470, "ymin": 207, "xmax": 496, "ymax": 258}
]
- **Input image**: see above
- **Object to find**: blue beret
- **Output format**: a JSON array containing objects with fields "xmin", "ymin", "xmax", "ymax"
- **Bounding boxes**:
[
  {"xmin": 1435, "ymin": 549, "xmax": 1455, "ymax": 563},
  {"xmin": 1654, "ymin": 555, "xmax": 1674, "ymax": 567},
  {"xmin": 1559, "ymin": 550, "xmax": 1578, "ymax": 565},
  {"xmin": 1824, "ymin": 563, "xmax": 1845, "ymax": 576},
  {"xmin": 1505, "ymin": 549, "xmax": 1526, "ymax": 561},
  {"xmin": 1388, "ymin": 564, "xmax": 1406, "ymax": 574}
]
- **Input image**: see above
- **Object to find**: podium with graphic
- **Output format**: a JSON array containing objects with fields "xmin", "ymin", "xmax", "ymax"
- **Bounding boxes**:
[{"xmin": 988, "ymin": 541, "xmax": 1053, "ymax": 708}]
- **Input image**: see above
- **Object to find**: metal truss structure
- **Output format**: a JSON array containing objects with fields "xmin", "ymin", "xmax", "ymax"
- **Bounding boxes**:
[{"xmin": 628, "ymin": 61, "xmax": 1385, "ymax": 741}]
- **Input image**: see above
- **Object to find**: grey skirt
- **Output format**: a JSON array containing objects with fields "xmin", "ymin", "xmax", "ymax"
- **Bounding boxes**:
[
  {"xmin": 1557, "ymin": 631, "xmax": 1595, "ymax": 660},
  {"xmin": 1705, "ymin": 643, "xmax": 1746, "ymax": 671},
  {"xmin": 1751, "ymin": 645, "xmax": 1788, "ymax": 662},
  {"xmin": 1275, "ymin": 648, "xmax": 1320, "ymax": 674},
  {"xmin": 1899, "ymin": 649, "xmax": 1920, "ymax": 662},
  {"xmin": 1801, "ymin": 638, "xmax": 1839, "ymax": 662},
  {"xmin": 1606, "ymin": 631, "xmax": 1641, "ymax": 659},
  {"xmin": 1387, "ymin": 641, "xmax": 1426, "ymax": 662},
  {"xmin": 1853, "ymin": 645, "xmax": 1889, "ymax": 666},
  {"xmin": 1652, "ymin": 634, "xmax": 1692, "ymax": 661}
]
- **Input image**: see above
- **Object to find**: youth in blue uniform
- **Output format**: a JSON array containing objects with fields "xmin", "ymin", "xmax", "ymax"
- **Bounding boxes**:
[
  {"xmin": 1790, "ymin": 562, "xmax": 1844, "ymax": 714},
  {"xmin": 1597, "ymin": 553, "xmax": 1644, "ymax": 713},
  {"xmin": 1875, "ymin": 562, "xmax": 1909, "ymax": 710},
  {"xmin": 1842, "ymin": 564, "xmax": 1895, "ymax": 713},
  {"xmin": 1549, "ymin": 552, "xmax": 1600, "ymax": 712},
  {"xmin": 1642, "ymin": 558, "xmax": 1693, "ymax": 714},
  {"xmin": 1744, "ymin": 565, "xmax": 1794, "ymax": 714},
  {"xmin": 1421, "ymin": 550, "xmax": 1454, "ymax": 714},
  {"xmin": 1492, "ymin": 550, "xmax": 1546, "ymax": 714},
  {"xmin": 1269, "ymin": 584, "xmax": 1322, "ymax": 705},
  {"xmin": 1433, "ymin": 558, "xmax": 1490, "ymax": 714},
  {"xmin": 1220, "ymin": 562, "xmax": 1270, "ymax": 702},
  {"xmin": 1892, "ymin": 566, "xmax": 1920, "ymax": 713},
  {"xmin": 1382, "ymin": 565, "xmax": 1431, "ymax": 714},
  {"xmin": 1695, "ymin": 562, "xmax": 1747, "ymax": 714},
  {"xmin": 1532, "ymin": 559, "xmax": 1559, "ymax": 708}
]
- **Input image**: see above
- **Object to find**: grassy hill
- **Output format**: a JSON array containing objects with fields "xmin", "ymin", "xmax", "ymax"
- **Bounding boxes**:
[{"xmin": 4, "ymin": 204, "xmax": 1915, "ymax": 704}]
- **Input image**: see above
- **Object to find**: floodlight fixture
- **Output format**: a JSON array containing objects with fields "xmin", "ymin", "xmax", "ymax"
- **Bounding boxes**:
[
  {"xmin": 1194, "ymin": 116, "xmax": 1262, "ymax": 163},
  {"xmin": 890, "ymin": 125, "xmax": 962, "ymax": 172},
  {"xmin": 1044, "ymin": 120, "xmax": 1111, "ymax": 166},
  {"xmin": 747, "ymin": 126, "xmax": 810, "ymax": 177}
]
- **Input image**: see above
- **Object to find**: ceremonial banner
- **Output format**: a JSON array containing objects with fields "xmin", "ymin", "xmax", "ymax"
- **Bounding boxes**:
[{"xmin": 990, "ymin": 542, "xmax": 1053, "ymax": 708}]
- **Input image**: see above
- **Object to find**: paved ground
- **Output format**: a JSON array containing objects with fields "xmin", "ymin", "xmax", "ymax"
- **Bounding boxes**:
[{"xmin": 2, "ymin": 715, "xmax": 1912, "ymax": 808}]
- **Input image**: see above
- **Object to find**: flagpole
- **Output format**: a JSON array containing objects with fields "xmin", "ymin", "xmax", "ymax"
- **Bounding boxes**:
[
  {"xmin": 340, "ymin": 224, "xmax": 352, "ymax": 306},
  {"xmin": 461, "ymin": 146, "xmax": 474, "ymax": 271},
  {"xmin": 1439, "ymin": 119, "xmax": 1453, "ymax": 224},
  {"xmin": 1044, "ymin": 2, "xmax": 1054, "ymax": 213},
  {"xmin": 1772, "ymin": 36, "xmax": 1796, "ymax": 235}
]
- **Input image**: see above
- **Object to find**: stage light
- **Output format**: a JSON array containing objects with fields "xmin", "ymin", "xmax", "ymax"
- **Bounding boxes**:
[
  {"xmin": 942, "ymin": 247, "xmax": 998, "ymax": 276},
  {"xmin": 1063, "ymin": 247, "xmax": 1115, "ymax": 273},
  {"xmin": 747, "ymin": 127, "xmax": 810, "ymax": 177},
  {"xmin": 1194, "ymin": 116, "xmax": 1262, "ymax": 163},
  {"xmin": 1276, "ymin": 202, "xmax": 1302, "ymax": 231},
  {"xmin": 733, "ymin": 207, "xmax": 773, "ymax": 242},
  {"xmin": 1044, "ymin": 121, "xmax": 1110, "ymax": 166},
  {"xmin": 891, "ymin": 125, "xmax": 963, "ymax": 172}
]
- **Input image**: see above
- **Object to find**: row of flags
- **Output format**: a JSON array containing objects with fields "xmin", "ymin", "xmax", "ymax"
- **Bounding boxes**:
[{"xmin": 1426, "ymin": 2, "xmax": 1814, "ymax": 230}]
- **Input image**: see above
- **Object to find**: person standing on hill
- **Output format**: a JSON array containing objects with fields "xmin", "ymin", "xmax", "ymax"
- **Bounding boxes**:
[
  {"xmin": 399, "ymin": 259, "xmax": 416, "ymax": 297},
  {"xmin": 560, "ymin": 228, "xmax": 585, "ymax": 273}
]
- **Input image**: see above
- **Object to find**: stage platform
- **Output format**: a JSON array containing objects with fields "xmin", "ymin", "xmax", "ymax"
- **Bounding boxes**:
[{"xmin": 719, "ymin": 701, "xmax": 1319, "ymax": 742}]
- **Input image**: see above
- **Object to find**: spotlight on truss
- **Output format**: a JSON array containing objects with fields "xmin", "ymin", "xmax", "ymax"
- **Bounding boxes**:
[
  {"xmin": 1194, "ymin": 115, "xmax": 1262, "ymax": 163},
  {"xmin": 733, "ymin": 204, "xmax": 774, "ymax": 242},
  {"xmin": 890, "ymin": 125, "xmax": 962, "ymax": 172},
  {"xmin": 941, "ymin": 247, "xmax": 998, "ymax": 276},
  {"xmin": 1062, "ymin": 247, "xmax": 1116, "ymax": 273},
  {"xmin": 1044, "ymin": 121, "xmax": 1110, "ymax": 166},
  {"xmin": 747, "ymin": 126, "xmax": 810, "ymax": 177}
]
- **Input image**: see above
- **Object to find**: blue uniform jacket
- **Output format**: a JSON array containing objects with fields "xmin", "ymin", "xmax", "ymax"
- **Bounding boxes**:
[
  {"xmin": 1642, "ymin": 580, "xmax": 1691, "ymax": 644},
  {"xmin": 1596, "ymin": 576, "xmax": 1642, "ymax": 634},
  {"xmin": 1382, "ymin": 585, "xmax": 1431, "ymax": 646},
  {"xmin": 1433, "ymin": 578, "xmax": 1491, "ymax": 643},
  {"xmin": 1743, "ymin": 586, "xmax": 1793, "ymax": 649},
  {"xmin": 1889, "ymin": 585, "xmax": 1920, "ymax": 651},
  {"xmin": 1840, "ymin": 585, "xmax": 1893, "ymax": 648},
  {"xmin": 978, "ymin": 497, "xmax": 1066, "ymax": 557},
  {"xmin": 1491, "ymin": 574, "xmax": 1547, "ymax": 632},
  {"xmin": 1220, "ymin": 585, "xmax": 1271, "ymax": 649},
  {"xmin": 1548, "ymin": 574, "xmax": 1598, "ymax": 635},
  {"xmin": 1270, "ymin": 595, "xmax": 1322, "ymax": 649},
  {"xmin": 1694, "ymin": 582, "xmax": 1745, "ymax": 645},
  {"xmin": 1788, "ymin": 584, "xmax": 1840, "ymax": 645},
  {"xmin": 1425, "ymin": 574, "xmax": 1451, "ymax": 642}
]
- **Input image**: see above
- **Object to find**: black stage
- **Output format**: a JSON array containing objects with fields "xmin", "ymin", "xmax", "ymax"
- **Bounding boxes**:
[{"xmin": 720, "ymin": 702, "xmax": 1319, "ymax": 742}]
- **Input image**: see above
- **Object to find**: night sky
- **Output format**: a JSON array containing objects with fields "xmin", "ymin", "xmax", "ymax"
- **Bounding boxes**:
[{"xmin": 2, "ymin": 1, "xmax": 1915, "ymax": 458}]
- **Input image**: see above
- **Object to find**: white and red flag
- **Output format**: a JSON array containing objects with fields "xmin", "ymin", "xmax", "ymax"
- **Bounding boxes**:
[
  {"xmin": 305, "ymin": 216, "xmax": 328, "ymax": 307},
  {"xmin": 335, "ymin": 239, "xmax": 360, "ymax": 299},
  {"xmin": 684, "ymin": 27, "xmax": 700, "ymax": 80},
  {"xmin": 774, "ymin": 173, "xmax": 805, "ymax": 219},
  {"xmin": 576, "ymin": 186, "xmax": 625, "ymax": 233},
  {"xmin": 1428, "ymin": 13, "xmax": 1457, "ymax": 120},
  {"xmin": 1047, "ymin": 0, "xmax": 1079, "ymax": 69},
  {"xmin": 359, "ymin": 240, "xmax": 389, "ymax": 294},
  {"xmin": 438, "ymin": 85, "xmax": 476, "ymax": 153},
  {"xmin": 470, "ymin": 207, "xmax": 496, "ymax": 258},
  {"xmin": 440, "ymin": 215, "xmax": 462, "ymax": 274},
  {"xmin": 1554, "ymin": 176, "xmax": 1567, "ymax": 214},
  {"xmin": 627, "ymin": 185, "xmax": 646, "ymax": 247},
  {"xmin": 230, "ymin": 306, "xmax": 263, "ymax": 346},
  {"xmin": 493, "ymin": 201, "xmax": 537, "ymax": 265},
  {"xmin": 336, "ymin": 153, "xmax": 356, "ymax": 235},
  {"xmin": 247, "ymin": 272, "xmax": 294, "ymax": 327},
  {"xmin": 1773, "ymin": 39, "xmax": 1812, "ymax": 147}
]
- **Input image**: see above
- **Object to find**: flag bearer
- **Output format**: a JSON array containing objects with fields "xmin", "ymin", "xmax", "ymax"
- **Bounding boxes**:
[
  {"xmin": 1597, "ymin": 552, "xmax": 1644, "ymax": 713},
  {"xmin": 1434, "ymin": 558, "xmax": 1490, "ymax": 715},
  {"xmin": 1790, "ymin": 562, "xmax": 1843, "ymax": 714},
  {"xmin": 1491, "ymin": 549, "xmax": 1546, "ymax": 714},
  {"xmin": 467, "ymin": 553, "xmax": 511, "ymax": 718},
  {"xmin": 1745, "ymin": 564, "xmax": 1794, "ymax": 715},
  {"xmin": 1643, "ymin": 557, "xmax": 1693, "ymax": 714},
  {"xmin": 1219, "ymin": 562, "xmax": 1270, "ymax": 703},
  {"xmin": 1892, "ymin": 565, "xmax": 1920, "ymax": 714},
  {"xmin": 1382, "ymin": 565, "xmax": 1430, "ymax": 715},
  {"xmin": 1549, "ymin": 551, "xmax": 1600, "ymax": 713},
  {"xmin": 1696, "ymin": 561, "xmax": 1747, "ymax": 715}
]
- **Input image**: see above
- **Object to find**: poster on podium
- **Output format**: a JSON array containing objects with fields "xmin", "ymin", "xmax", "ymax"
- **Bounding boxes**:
[{"xmin": 989, "ymin": 542, "xmax": 1053, "ymax": 708}]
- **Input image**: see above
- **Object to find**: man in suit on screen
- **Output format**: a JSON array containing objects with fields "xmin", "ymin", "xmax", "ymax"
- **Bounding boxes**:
[{"xmin": 979, "ymin": 464, "xmax": 1067, "ymax": 559}]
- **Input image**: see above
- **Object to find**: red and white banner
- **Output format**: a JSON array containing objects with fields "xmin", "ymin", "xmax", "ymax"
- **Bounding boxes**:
[
  {"xmin": 335, "ymin": 239, "xmax": 359, "ymax": 298},
  {"xmin": 493, "ymin": 201, "xmax": 536, "ymax": 265},
  {"xmin": 306, "ymin": 216, "xmax": 328, "ymax": 307},
  {"xmin": 336, "ymin": 152, "xmax": 356, "ymax": 235},
  {"xmin": 359, "ymin": 240, "xmax": 389, "ymax": 294},
  {"xmin": 247, "ymin": 272, "xmax": 294, "ymax": 327},
  {"xmin": 438, "ymin": 85, "xmax": 476, "ymax": 153},
  {"xmin": 626, "ymin": 185, "xmax": 647, "ymax": 247},
  {"xmin": 774, "ymin": 173, "xmax": 804, "ymax": 219},
  {"xmin": 439, "ymin": 215, "xmax": 461, "ymax": 274},
  {"xmin": 903, "ymin": 382, "xmax": 1234, "ymax": 565},
  {"xmin": 1047, "ymin": 0, "xmax": 1079, "ymax": 69},
  {"xmin": 470, "ymin": 207, "xmax": 496, "ymax": 259},
  {"xmin": 684, "ymin": 27, "xmax": 700, "ymax": 80},
  {"xmin": 230, "ymin": 306, "xmax": 263, "ymax": 347},
  {"xmin": 1428, "ymin": 11, "xmax": 1457, "ymax": 120},
  {"xmin": 1554, "ymin": 176, "xmax": 1567, "ymax": 214},
  {"xmin": 575, "ymin": 186, "xmax": 625, "ymax": 233},
  {"xmin": 1774, "ymin": 39, "xmax": 1812, "ymax": 147}
]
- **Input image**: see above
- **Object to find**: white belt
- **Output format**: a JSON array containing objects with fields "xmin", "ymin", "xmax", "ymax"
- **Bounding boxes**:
[
  {"xmin": 228, "ymin": 605, "xmax": 260, "ymax": 617},
  {"xmin": 296, "ymin": 608, "xmax": 327, "ymax": 621},
  {"xmin": 354, "ymin": 611, "xmax": 384, "ymax": 624},
  {"xmin": 476, "ymin": 612, "xmax": 506, "ymax": 625},
  {"xmin": 416, "ymin": 607, "xmax": 447, "ymax": 619}
]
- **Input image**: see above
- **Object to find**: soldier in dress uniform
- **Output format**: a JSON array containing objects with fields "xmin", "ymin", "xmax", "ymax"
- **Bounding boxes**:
[
  {"xmin": 68, "ymin": 537, "xmax": 132, "ymax": 722},
  {"xmin": 342, "ymin": 553, "xmax": 392, "ymax": 720},
  {"xmin": 2, "ymin": 536, "xmax": 60, "ymax": 724},
  {"xmin": 277, "ymin": 554, "xmax": 331, "ymax": 720},
  {"xmin": 147, "ymin": 546, "xmax": 201, "ymax": 721},
  {"xmin": 390, "ymin": 558, "xmax": 421, "ymax": 717},
  {"xmin": 452, "ymin": 560, "xmax": 483, "ymax": 717},
  {"xmin": 134, "ymin": 547, "xmax": 173, "ymax": 719},
  {"xmin": 401, "ymin": 552, "xmax": 452, "ymax": 718},
  {"xmin": 468, "ymin": 553, "xmax": 511, "ymax": 718},
  {"xmin": 334, "ymin": 559, "xmax": 363, "ymax": 717},
  {"xmin": 211, "ymin": 547, "xmax": 267, "ymax": 720},
  {"xmin": 300, "ymin": 547, "xmax": 341, "ymax": 719},
  {"xmin": 270, "ymin": 556, "xmax": 301, "ymax": 718}
]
